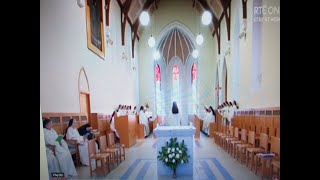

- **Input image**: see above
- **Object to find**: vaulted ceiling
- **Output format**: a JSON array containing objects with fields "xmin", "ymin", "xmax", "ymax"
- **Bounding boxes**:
[
  {"xmin": 158, "ymin": 27, "xmax": 195, "ymax": 65},
  {"xmin": 111, "ymin": 0, "xmax": 237, "ymax": 57},
  {"xmin": 116, "ymin": 0, "xmax": 227, "ymax": 36}
]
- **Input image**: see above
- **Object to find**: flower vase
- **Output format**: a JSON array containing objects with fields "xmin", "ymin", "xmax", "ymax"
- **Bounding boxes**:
[{"xmin": 173, "ymin": 168, "xmax": 177, "ymax": 178}]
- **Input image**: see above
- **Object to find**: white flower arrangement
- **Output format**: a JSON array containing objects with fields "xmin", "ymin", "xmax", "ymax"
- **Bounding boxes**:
[{"xmin": 157, "ymin": 137, "xmax": 190, "ymax": 174}]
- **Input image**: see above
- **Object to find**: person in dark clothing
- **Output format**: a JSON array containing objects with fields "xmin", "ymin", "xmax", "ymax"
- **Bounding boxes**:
[
  {"xmin": 78, "ymin": 123, "xmax": 100, "ymax": 149},
  {"xmin": 78, "ymin": 123, "xmax": 92, "ymax": 136}
]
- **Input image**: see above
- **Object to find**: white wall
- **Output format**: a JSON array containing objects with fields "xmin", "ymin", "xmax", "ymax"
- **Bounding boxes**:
[
  {"xmin": 40, "ymin": 0, "xmax": 139, "ymax": 114},
  {"xmin": 138, "ymin": 0, "xmax": 217, "ymax": 115},
  {"xmin": 217, "ymin": 0, "xmax": 280, "ymax": 109}
]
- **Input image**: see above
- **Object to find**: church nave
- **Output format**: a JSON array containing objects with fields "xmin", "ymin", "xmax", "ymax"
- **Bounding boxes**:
[{"xmin": 70, "ymin": 133, "xmax": 260, "ymax": 180}]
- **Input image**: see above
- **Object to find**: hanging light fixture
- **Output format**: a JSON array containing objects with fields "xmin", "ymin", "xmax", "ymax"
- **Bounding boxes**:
[
  {"xmin": 195, "ymin": 9, "xmax": 204, "ymax": 46},
  {"xmin": 139, "ymin": 11, "xmax": 150, "ymax": 26},
  {"xmin": 153, "ymin": 50, "xmax": 160, "ymax": 60},
  {"xmin": 196, "ymin": 34, "xmax": 203, "ymax": 45},
  {"xmin": 192, "ymin": 49, "xmax": 199, "ymax": 59},
  {"xmin": 148, "ymin": 35, "xmax": 155, "ymax": 47},
  {"xmin": 201, "ymin": 11, "xmax": 212, "ymax": 25},
  {"xmin": 148, "ymin": 13, "xmax": 155, "ymax": 48}
]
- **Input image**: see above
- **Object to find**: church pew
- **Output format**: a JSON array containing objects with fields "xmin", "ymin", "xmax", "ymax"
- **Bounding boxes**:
[
  {"xmin": 199, "ymin": 118, "xmax": 204, "ymax": 132},
  {"xmin": 193, "ymin": 115, "xmax": 201, "ymax": 139},
  {"xmin": 209, "ymin": 123, "xmax": 217, "ymax": 138},
  {"xmin": 152, "ymin": 115, "xmax": 158, "ymax": 130},
  {"xmin": 215, "ymin": 110, "xmax": 223, "ymax": 132},
  {"xmin": 213, "ymin": 111, "xmax": 225, "ymax": 145},
  {"xmin": 197, "ymin": 115, "xmax": 216, "ymax": 138},
  {"xmin": 149, "ymin": 121, "xmax": 154, "ymax": 134},
  {"xmin": 136, "ymin": 115, "xmax": 145, "ymax": 139},
  {"xmin": 115, "ymin": 115, "xmax": 137, "ymax": 148},
  {"xmin": 91, "ymin": 113, "xmax": 111, "ymax": 137}
]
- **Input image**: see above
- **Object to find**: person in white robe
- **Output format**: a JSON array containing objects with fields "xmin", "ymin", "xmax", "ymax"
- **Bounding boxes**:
[
  {"xmin": 226, "ymin": 102, "xmax": 234, "ymax": 126},
  {"xmin": 139, "ymin": 106, "xmax": 150, "ymax": 137},
  {"xmin": 166, "ymin": 102, "xmax": 182, "ymax": 126},
  {"xmin": 202, "ymin": 106, "xmax": 216, "ymax": 136},
  {"xmin": 222, "ymin": 103, "xmax": 228, "ymax": 125},
  {"xmin": 46, "ymin": 146, "xmax": 60, "ymax": 178},
  {"xmin": 65, "ymin": 119, "xmax": 98, "ymax": 166},
  {"xmin": 132, "ymin": 106, "xmax": 137, "ymax": 115},
  {"xmin": 110, "ymin": 111, "xmax": 120, "ymax": 138},
  {"xmin": 43, "ymin": 119, "xmax": 78, "ymax": 178},
  {"xmin": 120, "ymin": 105, "xmax": 126, "ymax": 116},
  {"xmin": 126, "ymin": 106, "xmax": 130, "ymax": 115},
  {"xmin": 228, "ymin": 101, "xmax": 239, "ymax": 126}
]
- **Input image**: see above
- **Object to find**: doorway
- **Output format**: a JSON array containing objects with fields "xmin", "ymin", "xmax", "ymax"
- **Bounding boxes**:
[{"xmin": 79, "ymin": 67, "xmax": 91, "ymax": 124}]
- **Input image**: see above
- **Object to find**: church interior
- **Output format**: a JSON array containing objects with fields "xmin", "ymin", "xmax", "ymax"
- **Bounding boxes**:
[{"xmin": 40, "ymin": 0, "xmax": 280, "ymax": 179}]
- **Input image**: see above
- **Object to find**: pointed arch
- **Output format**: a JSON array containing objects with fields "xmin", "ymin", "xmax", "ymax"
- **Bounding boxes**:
[
  {"xmin": 155, "ymin": 21, "xmax": 197, "ymax": 65},
  {"xmin": 78, "ymin": 67, "xmax": 90, "ymax": 93},
  {"xmin": 78, "ymin": 67, "xmax": 91, "ymax": 120}
]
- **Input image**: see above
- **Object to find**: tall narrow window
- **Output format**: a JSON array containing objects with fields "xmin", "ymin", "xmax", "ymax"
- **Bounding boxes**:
[
  {"xmin": 191, "ymin": 64, "xmax": 198, "ymax": 114},
  {"xmin": 172, "ymin": 65, "xmax": 180, "ymax": 107},
  {"xmin": 155, "ymin": 65, "xmax": 161, "ymax": 114}
]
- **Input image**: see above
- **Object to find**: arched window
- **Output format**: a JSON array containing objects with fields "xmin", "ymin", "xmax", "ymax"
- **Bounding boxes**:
[
  {"xmin": 155, "ymin": 65, "xmax": 161, "ymax": 114},
  {"xmin": 191, "ymin": 64, "xmax": 198, "ymax": 114},
  {"xmin": 172, "ymin": 65, "xmax": 180, "ymax": 106}
]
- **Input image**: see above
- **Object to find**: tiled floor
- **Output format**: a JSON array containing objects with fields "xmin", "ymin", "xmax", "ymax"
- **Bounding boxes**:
[{"xmin": 70, "ymin": 133, "xmax": 260, "ymax": 180}]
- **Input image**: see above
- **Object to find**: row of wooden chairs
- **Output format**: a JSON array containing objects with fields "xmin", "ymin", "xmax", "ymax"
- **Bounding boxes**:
[
  {"xmin": 233, "ymin": 116, "xmax": 280, "ymax": 138},
  {"xmin": 214, "ymin": 125, "xmax": 280, "ymax": 179},
  {"xmin": 88, "ymin": 133, "xmax": 126, "ymax": 177}
]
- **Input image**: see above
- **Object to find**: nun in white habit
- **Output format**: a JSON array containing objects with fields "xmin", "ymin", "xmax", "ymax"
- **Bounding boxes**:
[{"xmin": 43, "ymin": 119, "xmax": 77, "ymax": 178}]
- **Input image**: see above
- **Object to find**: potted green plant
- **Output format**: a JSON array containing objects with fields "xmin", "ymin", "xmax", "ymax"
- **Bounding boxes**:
[{"xmin": 157, "ymin": 137, "xmax": 190, "ymax": 178}]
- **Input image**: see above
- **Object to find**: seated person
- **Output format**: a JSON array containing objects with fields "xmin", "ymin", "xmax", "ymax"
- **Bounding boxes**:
[
  {"xmin": 66, "ymin": 119, "xmax": 98, "ymax": 166},
  {"xmin": 77, "ymin": 123, "xmax": 99, "ymax": 149},
  {"xmin": 139, "ymin": 106, "xmax": 151, "ymax": 137},
  {"xmin": 78, "ymin": 123, "xmax": 93, "ymax": 138},
  {"xmin": 46, "ymin": 145, "xmax": 60, "ymax": 178},
  {"xmin": 43, "ymin": 118, "xmax": 78, "ymax": 178}
]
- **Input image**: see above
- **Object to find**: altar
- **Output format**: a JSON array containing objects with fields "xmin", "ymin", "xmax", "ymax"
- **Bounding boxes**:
[{"xmin": 154, "ymin": 126, "xmax": 196, "ymax": 176}]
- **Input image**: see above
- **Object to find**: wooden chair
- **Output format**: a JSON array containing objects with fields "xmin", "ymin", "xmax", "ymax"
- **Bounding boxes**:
[
  {"xmin": 271, "ymin": 161, "xmax": 280, "ymax": 180},
  {"xmin": 214, "ymin": 125, "xmax": 228, "ymax": 147},
  {"xmin": 88, "ymin": 139, "xmax": 109, "ymax": 177},
  {"xmin": 225, "ymin": 127, "xmax": 240, "ymax": 154},
  {"xmin": 254, "ymin": 136, "xmax": 278, "ymax": 179},
  {"xmin": 246, "ymin": 133, "xmax": 269, "ymax": 170},
  {"xmin": 108, "ymin": 132, "xmax": 125, "ymax": 162},
  {"xmin": 269, "ymin": 137, "xmax": 280, "ymax": 179},
  {"xmin": 233, "ymin": 129, "xmax": 249, "ymax": 160},
  {"xmin": 230, "ymin": 129, "xmax": 248, "ymax": 158},
  {"xmin": 221, "ymin": 126, "xmax": 234, "ymax": 150},
  {"xmin": 235, "ymin": 131, "xmax": 255, "ymax": 164},
  {"xmin": 99, "ymin": 135, "xmax": 119, "ymax": 169}
]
